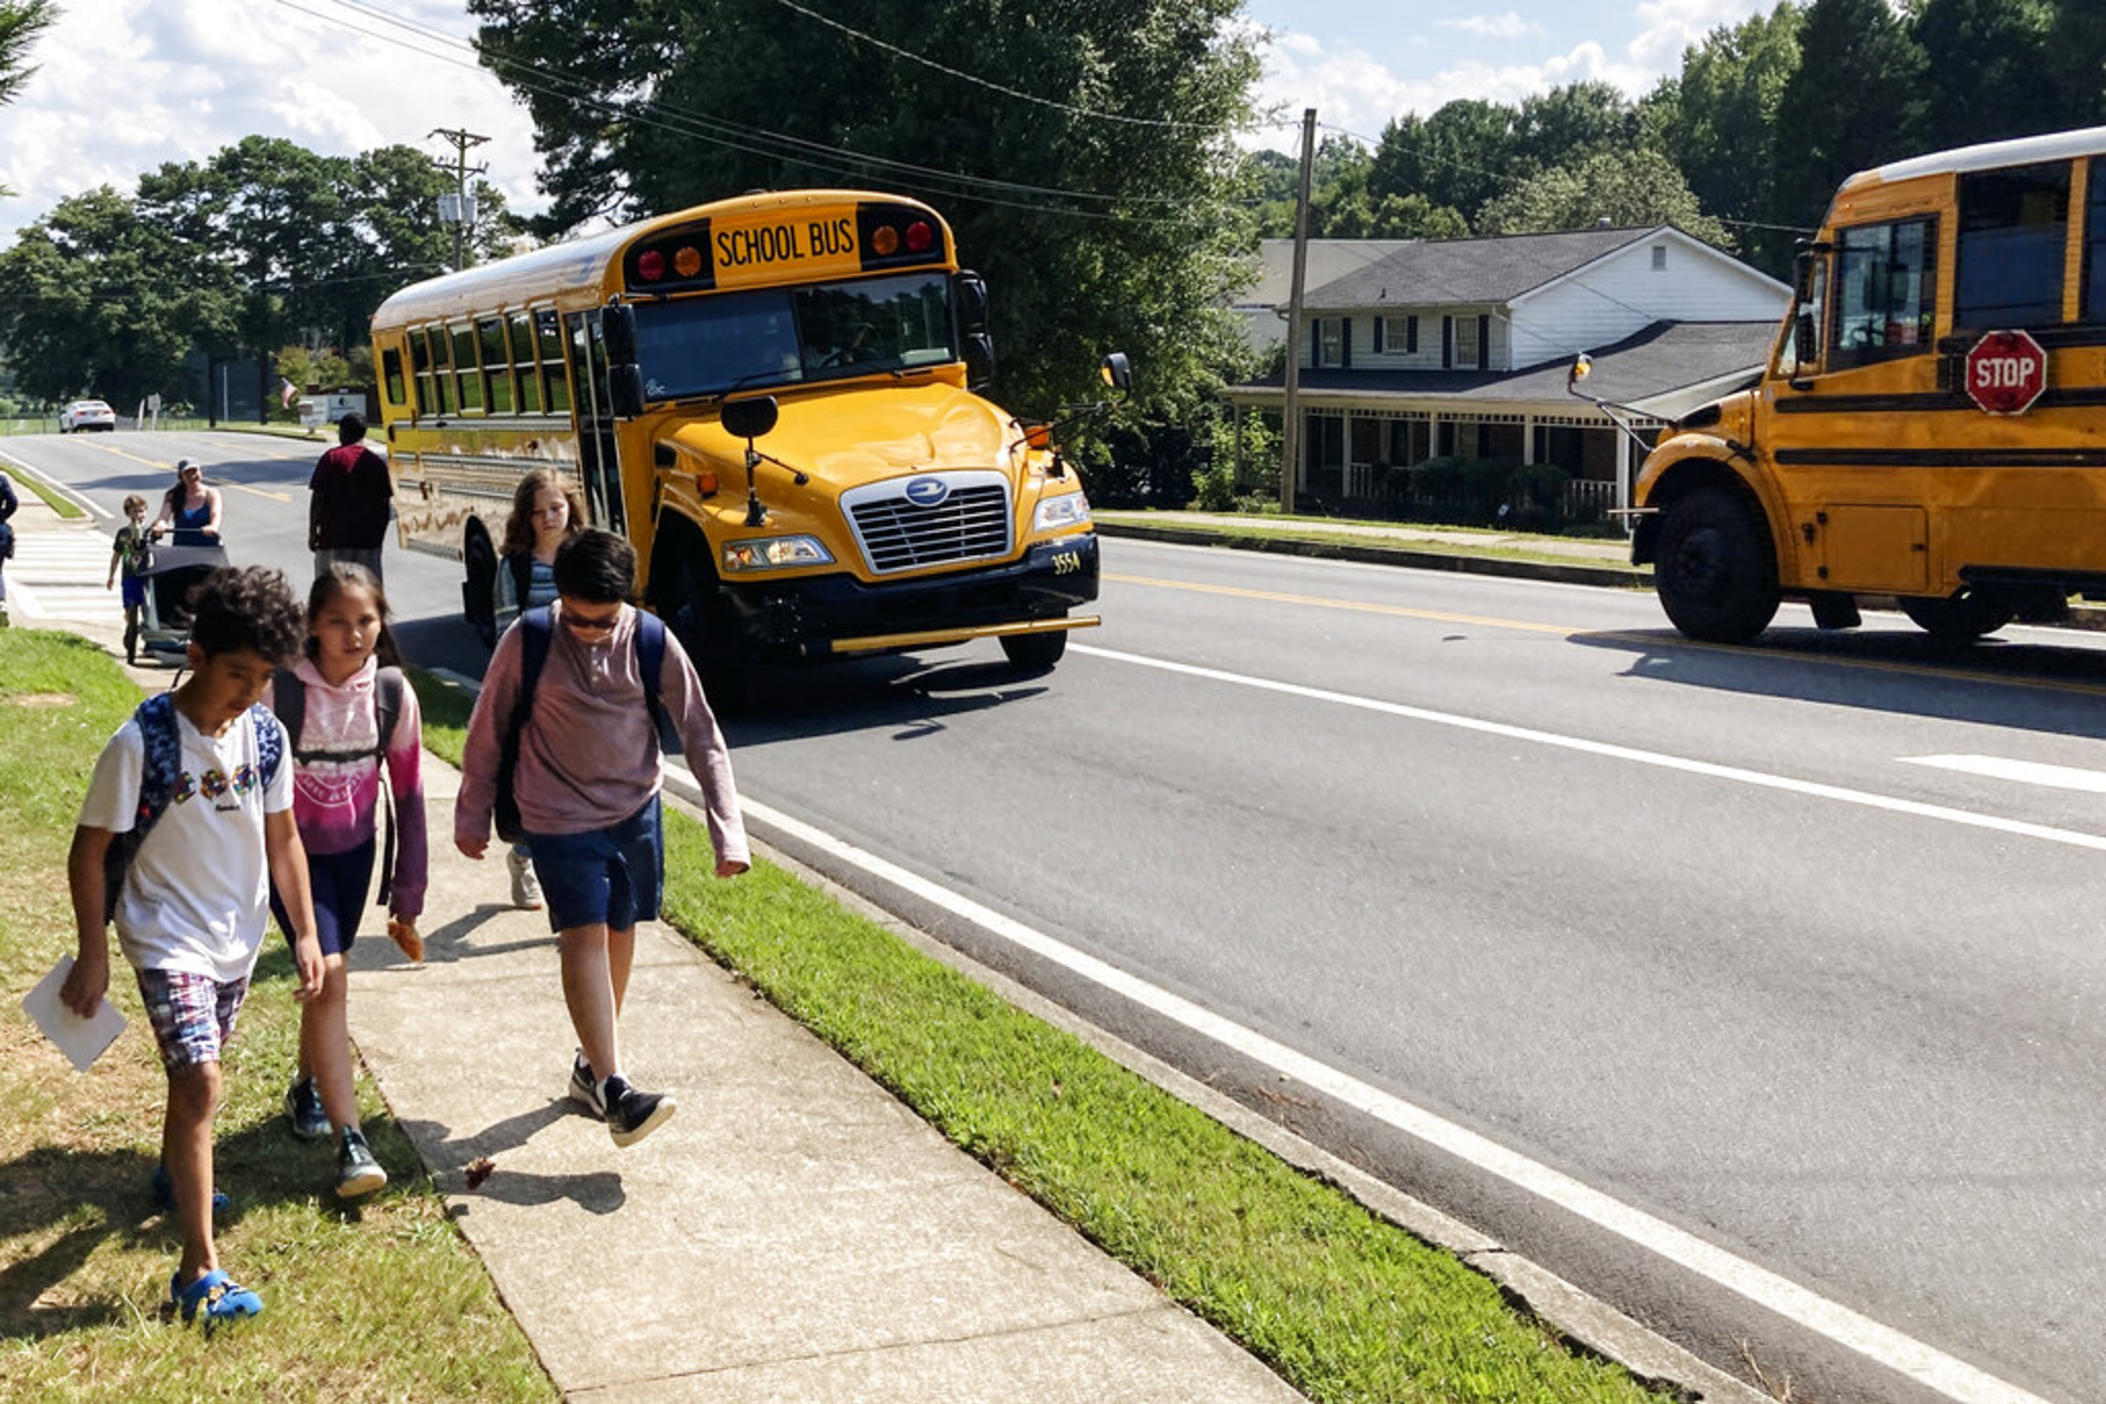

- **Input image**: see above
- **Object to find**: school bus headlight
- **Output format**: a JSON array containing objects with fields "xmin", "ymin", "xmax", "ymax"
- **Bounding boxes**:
[
  {"xmin": 1033, "ymin": 492, "xmax": 1091, "ymax": 532},
  {"xmin": 723, "ymin": 535, "xmax": 834, "ymax": 572}
]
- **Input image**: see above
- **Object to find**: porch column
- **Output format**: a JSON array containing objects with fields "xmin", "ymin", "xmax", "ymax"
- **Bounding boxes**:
[
  {"xmin": 1428, "ymin": 409, "xmax": 1441, "ymax": 461},
  {"xmin": 1232, "ymin": 403, "xmax": 1246, "ymax": 488},
  {"xmin": 1615, "ymin": 427, "xmax": 1631, "ymax": 513},
  {"xmin": 1522, "ymin": 413, "xmax": 1536, "ymax": 464}
]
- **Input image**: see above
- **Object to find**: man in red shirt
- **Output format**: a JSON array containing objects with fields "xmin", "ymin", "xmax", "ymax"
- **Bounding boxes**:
[{"xmin": 309, "ymin": 413, "xmax": 394, "ymax": 583}]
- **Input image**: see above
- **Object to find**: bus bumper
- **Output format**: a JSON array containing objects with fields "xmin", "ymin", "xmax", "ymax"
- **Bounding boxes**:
[{"xmin": 725, "ymin": 533, "xmax": 1101, "ymax": 660}]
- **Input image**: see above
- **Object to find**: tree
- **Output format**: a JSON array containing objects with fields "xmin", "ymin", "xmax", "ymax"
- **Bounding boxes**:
[
  {"xmin": 1515, "ymin": 82, "xmax": 1638, "ymax": 171},
  {"xmin": 1769, "ymin": 0, "xmax": 1927, "ymax": 235},
  {"xmin": 469, "ymin": 0, "xmax": 1262, "ymax": 424},
  {"xmin": 1910, "ymin": 0, "xmax": 2060, "ymax": 152},
  {"xmin": 1370, "ymin": 100, "xmax": 1524, "ymax": 222},
  {"xmin": 1476, "ymin": 147, "xmax": 1734, "ymax": 248},
  {"xmin": 0, "ymin": 0, "xmax": 53, "ymax": 107},
  {"xmin": 1644, "ymin": 3, "xmax": 1803, "ymax": 272},
  {"xmin": 0, "ymin": 188, "xmax": 241, "ymax": 406},
  {"xmin": 2045, "ymin": 0, "xmax": 2106, "ymax": 126}
]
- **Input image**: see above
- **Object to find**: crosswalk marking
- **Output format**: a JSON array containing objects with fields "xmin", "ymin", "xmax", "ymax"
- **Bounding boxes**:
[
  {"xmin": 7, "ymin": 529, "xmax": 121, "ymax": 624},
  {"xmin": 1900, "ymin": 754, "xmax": 2106, "ymax": 794}
]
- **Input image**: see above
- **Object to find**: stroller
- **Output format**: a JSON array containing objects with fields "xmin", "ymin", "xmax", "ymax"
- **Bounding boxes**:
[{"xmin": 133, "ymin": 537, "xmax": 232, "ymax": 661}]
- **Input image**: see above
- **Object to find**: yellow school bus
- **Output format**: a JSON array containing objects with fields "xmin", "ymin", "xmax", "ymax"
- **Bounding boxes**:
[
  {"xmin": 368, "ymin": 189, "xmax": 1113, "ymax": 693},
  {"xmin": 1629, "ymin": 125, "xmax": 2106, "ymax": 642}
]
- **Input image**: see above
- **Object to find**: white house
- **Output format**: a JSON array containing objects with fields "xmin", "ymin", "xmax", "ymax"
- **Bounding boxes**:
[{"xmin": 1226, "ymin": 225, "xmax": 1791, "ymax": 514}]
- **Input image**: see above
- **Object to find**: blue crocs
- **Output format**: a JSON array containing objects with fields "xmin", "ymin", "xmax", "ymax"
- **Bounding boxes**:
[
  {"xmin": 168, "ymin": 1269, "xmax": 261, "ymax": 1325},
  {"xmin": 151, "ymin": 1164, "xmax": 229, "ymax": 1214}
]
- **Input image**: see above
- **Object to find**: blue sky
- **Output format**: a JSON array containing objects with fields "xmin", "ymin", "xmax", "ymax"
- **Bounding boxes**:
[{"xmin": 0, "ymin": 2, "xmax": 1772, "ymax": 244}]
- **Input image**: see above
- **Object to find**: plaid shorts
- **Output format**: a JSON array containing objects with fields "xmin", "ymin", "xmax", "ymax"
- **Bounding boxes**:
[{"xmin": 135, "ymin": 969, "xmax": 249, "ymax": 1070}]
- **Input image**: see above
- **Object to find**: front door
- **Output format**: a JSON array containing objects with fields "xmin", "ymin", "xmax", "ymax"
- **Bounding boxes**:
[{"xmin": 565, "ymin": 310, "xmax": 626, "ymax": 536}]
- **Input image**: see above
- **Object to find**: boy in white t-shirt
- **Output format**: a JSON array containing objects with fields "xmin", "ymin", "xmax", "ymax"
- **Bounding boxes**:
[{"xmin": 62, "ymin": 566, "xmax": 324, "ymax": 1328}]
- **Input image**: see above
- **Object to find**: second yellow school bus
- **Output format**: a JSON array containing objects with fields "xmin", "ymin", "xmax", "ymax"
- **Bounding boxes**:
[
  {"xmin": 1630, "ymin": 126, "xmax": 2106, "ymax": 642},
  {"xmin": 368, "ymin": 189, "xmax": 1112, "ymax": 694}
]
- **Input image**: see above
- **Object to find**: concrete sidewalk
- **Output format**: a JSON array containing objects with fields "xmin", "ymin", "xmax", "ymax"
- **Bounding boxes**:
[{"xmin": 343, "ymin": 757, "xmax": 1304, "ymax": 1403}]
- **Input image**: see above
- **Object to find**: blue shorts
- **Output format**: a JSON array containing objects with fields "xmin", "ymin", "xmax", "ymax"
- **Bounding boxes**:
[
  {"xmin": 121, "ymin": 575, "xmax": 147, "ymax": 609},
  {"xmin": 523, "ymin": 797, "xmax": 664, "ymax": 933},
  {"xmin": 272, "ymin": 836, "xmax": 376, "ymax": 957}
]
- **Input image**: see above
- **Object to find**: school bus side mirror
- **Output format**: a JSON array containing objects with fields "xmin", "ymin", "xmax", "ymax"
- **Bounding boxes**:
[
  {"xmin": 603, "ymin": 303, "xmax": 638, "ymax": 365},
  {"xmin": 1100, "ymin": 352, "xmax": 1131, "ymax": 393},
  {"xmin": 721, "ymin": 395, "xmax": 778, "ymax": 441},
  {"xmin": 608, "ymin": 365, "xmax": 646, "ymax": 419},
  {"xmin": 965, "ymin": 333, "xmax": 996, "ymax": 392},
  {"xmin": 956, "ymin": 272, "xmax": 989, "ymax": 334}
]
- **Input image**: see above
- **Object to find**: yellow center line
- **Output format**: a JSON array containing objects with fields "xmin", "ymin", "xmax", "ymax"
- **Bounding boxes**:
[
  {"xmin": 71, "ymin": 437, "xmax": 294, "ymax": 500},
  {"xmin": 1104, "ymin": 571, "xmax": 2106, "ymax": 700}
]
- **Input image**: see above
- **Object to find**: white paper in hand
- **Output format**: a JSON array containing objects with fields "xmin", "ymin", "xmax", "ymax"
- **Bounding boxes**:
[{"xmin": 22, "ymin": 956, "xmax": 126, "ymax": 1072}]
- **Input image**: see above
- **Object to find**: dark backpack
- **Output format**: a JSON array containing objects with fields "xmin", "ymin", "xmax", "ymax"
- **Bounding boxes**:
[
  {"xmin": 272, "ymin": 665, "xmax": 407, "ymax": 903},
  {"xmin": 494, "ymin": 607, "xmax": 666, "ymax": 843},
  {"xmin": 101, "ymin": 693, "xmax": 284, "ymax": 919}
]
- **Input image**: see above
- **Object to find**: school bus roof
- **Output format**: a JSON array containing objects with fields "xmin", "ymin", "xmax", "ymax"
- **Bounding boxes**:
[
  {"xmin": 370, "ymin": 189, "xmax": 944, "ymax": 330},
  {"xmin": 1843, "ymin": 124, "xmax": 2106, "ymax": 194}
]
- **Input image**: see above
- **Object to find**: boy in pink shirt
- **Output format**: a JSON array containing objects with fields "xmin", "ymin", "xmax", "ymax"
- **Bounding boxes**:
[{"xmin": 455, "ymin": 530, "xmax": 748, "ymax": 1146}]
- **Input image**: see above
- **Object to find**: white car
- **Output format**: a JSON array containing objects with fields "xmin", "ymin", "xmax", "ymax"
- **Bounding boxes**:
[{"xmin": 59, "ymin": 399, "xmax": 116, "ymax": 433}]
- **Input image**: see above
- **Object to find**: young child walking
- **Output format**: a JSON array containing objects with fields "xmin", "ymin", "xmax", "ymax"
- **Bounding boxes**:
[
  {"xmin": 63, "ymin": 566, "xmax": 323, "ymax": 1327},
  {"xmin": 269, "ymin": 563, "xmax": 428, "ymax": 1197},
  {"xmin": 455, "ymin": 530, "xmax": 748, "ymax": 1147},
  {"xmin": 495, "ymin": 468, "xmax": 584, "ymax": 911},
  {"xmin": 106, "ymin": 494, "xmax": 152, "ymax": 663}
]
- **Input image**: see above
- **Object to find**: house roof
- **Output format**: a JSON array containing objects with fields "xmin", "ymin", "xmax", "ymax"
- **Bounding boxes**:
[
  {"xmin": 1297, "ymin": 226, "xmax": 1660, "ymax": 310},
  {"xmin": 1238, "ymin": 240, "xmax": 1422, "ymax": 309},
  {"xmin": 1226, "ymin": 320, "xmax": 1778, "ymax": 414}
]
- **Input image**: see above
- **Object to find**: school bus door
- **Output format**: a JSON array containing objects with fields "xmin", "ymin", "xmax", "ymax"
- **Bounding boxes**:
[{"xmin": 566, "ymin": 310, "xmax": 627, "ymax": 536}]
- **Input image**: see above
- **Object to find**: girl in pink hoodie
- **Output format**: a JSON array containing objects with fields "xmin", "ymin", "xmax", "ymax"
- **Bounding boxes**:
[{"xmin": 268, "ymin": 563, "xmax": 427, "ymax": 1198}]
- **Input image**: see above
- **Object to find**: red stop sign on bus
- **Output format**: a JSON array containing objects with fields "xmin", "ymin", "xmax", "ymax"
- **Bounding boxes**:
[{"xmin": 1964, "ymin": 329, "xmax": 2049, "ymax": 415}]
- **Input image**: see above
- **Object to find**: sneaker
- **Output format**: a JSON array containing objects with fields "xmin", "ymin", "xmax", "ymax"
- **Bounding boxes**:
[
  {"xmin": 567, "ymin": 1052, "xmax": 602, "ymax": 1119},
  {"xmin": 334, "ymin": 1128, "xmax": 387, "ymax": 1200},
  {"xmin": 284, "ymin": 1077, "xmax": 329, "ymax": 1142},
  {"xmin": 507, "ymin": 848, "xmax": 543, "ymax": 910},
  {"xmin": 166, "ymin": 1268, "xmax": 261, "ymax": 1326},
  {"xmin": 601, "ymin": 1074, "xmax": 676, "ymax": 1148}
]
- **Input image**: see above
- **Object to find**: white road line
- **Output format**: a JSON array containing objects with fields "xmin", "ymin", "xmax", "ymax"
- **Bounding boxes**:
[
  {"xmin": 428, "ymin": 664, "xmax": 2053, "ymax": 1403},
  {"xmin": 0, "ymin": 447, "xmax": 111, "ymax": 518},
  {"xmin": 1902, "ymin": 754, "xmax": 2106, "ymax": 794},
  {"xmin": 1072, "ymin": 642, "xmax": 2106, "ymax": 855}
]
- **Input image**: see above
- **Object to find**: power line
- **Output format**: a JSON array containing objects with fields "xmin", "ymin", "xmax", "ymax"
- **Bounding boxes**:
[
  {"xmin": 283, "ymin": 0, "xmax": 1213, "ymax": 223},
  {"xmin": 761, "ymin": 0, "xmax": 1242, "ymax": 133}
]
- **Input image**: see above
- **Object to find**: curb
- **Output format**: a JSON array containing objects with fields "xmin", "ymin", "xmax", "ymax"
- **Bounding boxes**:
[
  {"xmin": 1097, "ymin": 520, "xmax": 1653, "ymax": 589},
  {"xmin": 1097, "ymin": 519, "xmax": 2106, "ymax": 634}
]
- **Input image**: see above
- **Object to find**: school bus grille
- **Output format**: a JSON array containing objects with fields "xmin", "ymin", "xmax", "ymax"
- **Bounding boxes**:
[{"xmin": 848, "ymin": 480, "xmax": 1012, "ymax": 573}]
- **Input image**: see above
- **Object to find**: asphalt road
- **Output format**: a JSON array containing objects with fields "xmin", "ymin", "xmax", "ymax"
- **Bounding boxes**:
[{"xmin": 10, "ymin": 429, "xmax": 2106, "ymax": 1404}]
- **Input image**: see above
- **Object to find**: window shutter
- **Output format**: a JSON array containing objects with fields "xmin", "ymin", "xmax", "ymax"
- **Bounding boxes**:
[
  {"xmin": 1442, "ymin": 316, "xmax": 1453, "ymax": 369},
  {"xmin": 1341, "ymin": 318, "xmax": 1352, "ymax": 368},
  {"xmin": 1310, "ymin": 318, "xmax": 1321, "ymax": 367},
  {"xmin": 1477, "ymin": 315, "xmax": 1490, "ymax": 370},
  {"xmin": 1407, "ymin": 315, "xmax": 1418, "ymax": 354},
  {"xmin": 1372, "ymin": 317, "xmax": 1384, "ymax": 354}
]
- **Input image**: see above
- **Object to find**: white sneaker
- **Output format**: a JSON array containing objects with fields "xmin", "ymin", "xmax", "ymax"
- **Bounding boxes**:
[{"xmin": 507, "ymin": 847, "xmax": 543, "ymax": 910}]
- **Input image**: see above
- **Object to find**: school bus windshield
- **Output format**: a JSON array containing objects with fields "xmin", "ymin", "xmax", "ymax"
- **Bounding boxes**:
[{"xmin": 633, "ymin": 270, "xmax": 958, "ymax": 401}]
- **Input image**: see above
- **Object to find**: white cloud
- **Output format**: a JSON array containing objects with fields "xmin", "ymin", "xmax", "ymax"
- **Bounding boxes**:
[
  {"xmin": 1629, "ymin": 0, "xmax": 1772, "ymax": 70},
  {"xmin": 0, "ymin": 0, "xmax": 546, "ymax": 246},
  {"xmin": 1437, "ymin": 13, "xmax": 1545, "ymax": 41}
]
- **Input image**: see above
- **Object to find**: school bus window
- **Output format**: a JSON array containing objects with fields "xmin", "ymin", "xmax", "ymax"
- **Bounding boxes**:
[
  {"xmin": 478, "ymin": 317, "xmax": 513, "ymax": 414},
  {"xmin": 426, "ymin": 326, "xmax": 455, "ymax": 414},
  {"xmin": 409, "ymin": 333, "xmax": 434, "ymax": 414},
  {"xmin": 451, "ymin": 325, "xmax": 484, "ymax": 412},
  {"xmin": 1778, "ymin": 254, "xmax": 1828, "ymax": 379},
  {"xmin": 2084, "ymin": 158, "xmax": 2106, "ymax": 323},
  {"xmin": 382, "ymin": 348, "xmax": 407, "ymax": 406},
  {"xmin": 1832, "ymin": 217, "xmax": 1935, "ymax": 369},
  {"xmin": 509, "ymin": 312, "xmax": 542, "ymax": 413},
  {"xmin": 1954, "ymin": 162, "xmax": 2069, "ymax": 330},
  {"xmin": 537, "ymin": 309, "xmax": 571, "ymax": 415}
]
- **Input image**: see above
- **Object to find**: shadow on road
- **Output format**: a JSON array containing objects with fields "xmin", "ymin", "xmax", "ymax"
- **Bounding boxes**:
[{"xmin": 1571, "ymin": 624, "xmax": 2106, "ymax": 742}]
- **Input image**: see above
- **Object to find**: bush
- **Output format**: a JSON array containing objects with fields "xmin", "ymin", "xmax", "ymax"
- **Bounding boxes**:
[{"xmin": 1402, "ymin": 456, "xmax": 1573, "ymax": 530}]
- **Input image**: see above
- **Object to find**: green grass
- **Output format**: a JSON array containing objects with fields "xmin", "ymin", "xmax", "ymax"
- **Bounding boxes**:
[
  {"xmin": 2, "ymin": 463, "xmax": 88, "ymax": 519},
  {"xmin": 412, "ymin": 665, "xmax": 1666, "ymax": 1403},
  {"xmin": 0, "ymin": 635, "xmax": 553, "ymax": 1403}
]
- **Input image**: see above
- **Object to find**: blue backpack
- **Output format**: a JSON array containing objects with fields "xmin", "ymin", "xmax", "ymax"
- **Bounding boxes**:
[
  {"xmin": 493, "ymin": 607, "xmax": 666, "ymax": 843},
  {"xmin": 100, "ymin": 692, "xmax": 283, "ymax": 919}
]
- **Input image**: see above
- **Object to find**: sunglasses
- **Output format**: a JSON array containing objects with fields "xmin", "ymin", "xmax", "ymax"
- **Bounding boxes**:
[{"xmin": 562, "ymin": 606, "xmax": 621, "ymax": 635}]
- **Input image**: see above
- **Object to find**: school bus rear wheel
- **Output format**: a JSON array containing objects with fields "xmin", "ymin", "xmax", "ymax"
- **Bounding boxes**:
[{"xmin": 1654, "ymin": 487, "xmax": 1779, "ymax": 644}]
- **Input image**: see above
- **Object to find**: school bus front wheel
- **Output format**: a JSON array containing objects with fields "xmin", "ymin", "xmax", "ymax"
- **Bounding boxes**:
[{"xmin": 1653, "ymin": 486, "xmax": 1780, "ymax": 644}]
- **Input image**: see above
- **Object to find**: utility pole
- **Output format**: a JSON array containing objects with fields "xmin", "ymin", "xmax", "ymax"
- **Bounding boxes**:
[
  {"xmin": 429, "ymin": 126, "xmax": 490, "ymax": 271},
  {"xmin": 1279, "ymin": 107, "xmax": 1316, "ymax": 516}
]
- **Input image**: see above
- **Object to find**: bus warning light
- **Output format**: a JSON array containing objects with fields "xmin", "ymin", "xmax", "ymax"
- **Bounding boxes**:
[
  {"xmin": 674, "ymin": 245, "xmax": 704, "ymax": 278},
  {"xmin": 871, "ymin": 225, "xmax": 900, "ymax": 256},
  {"xmin": 637, "ymin": 249, "xmax": 667, "ymax": 282},
  {"xmin": 905, "ymin": 220, "xmax": 934, "ymax": 253}
]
